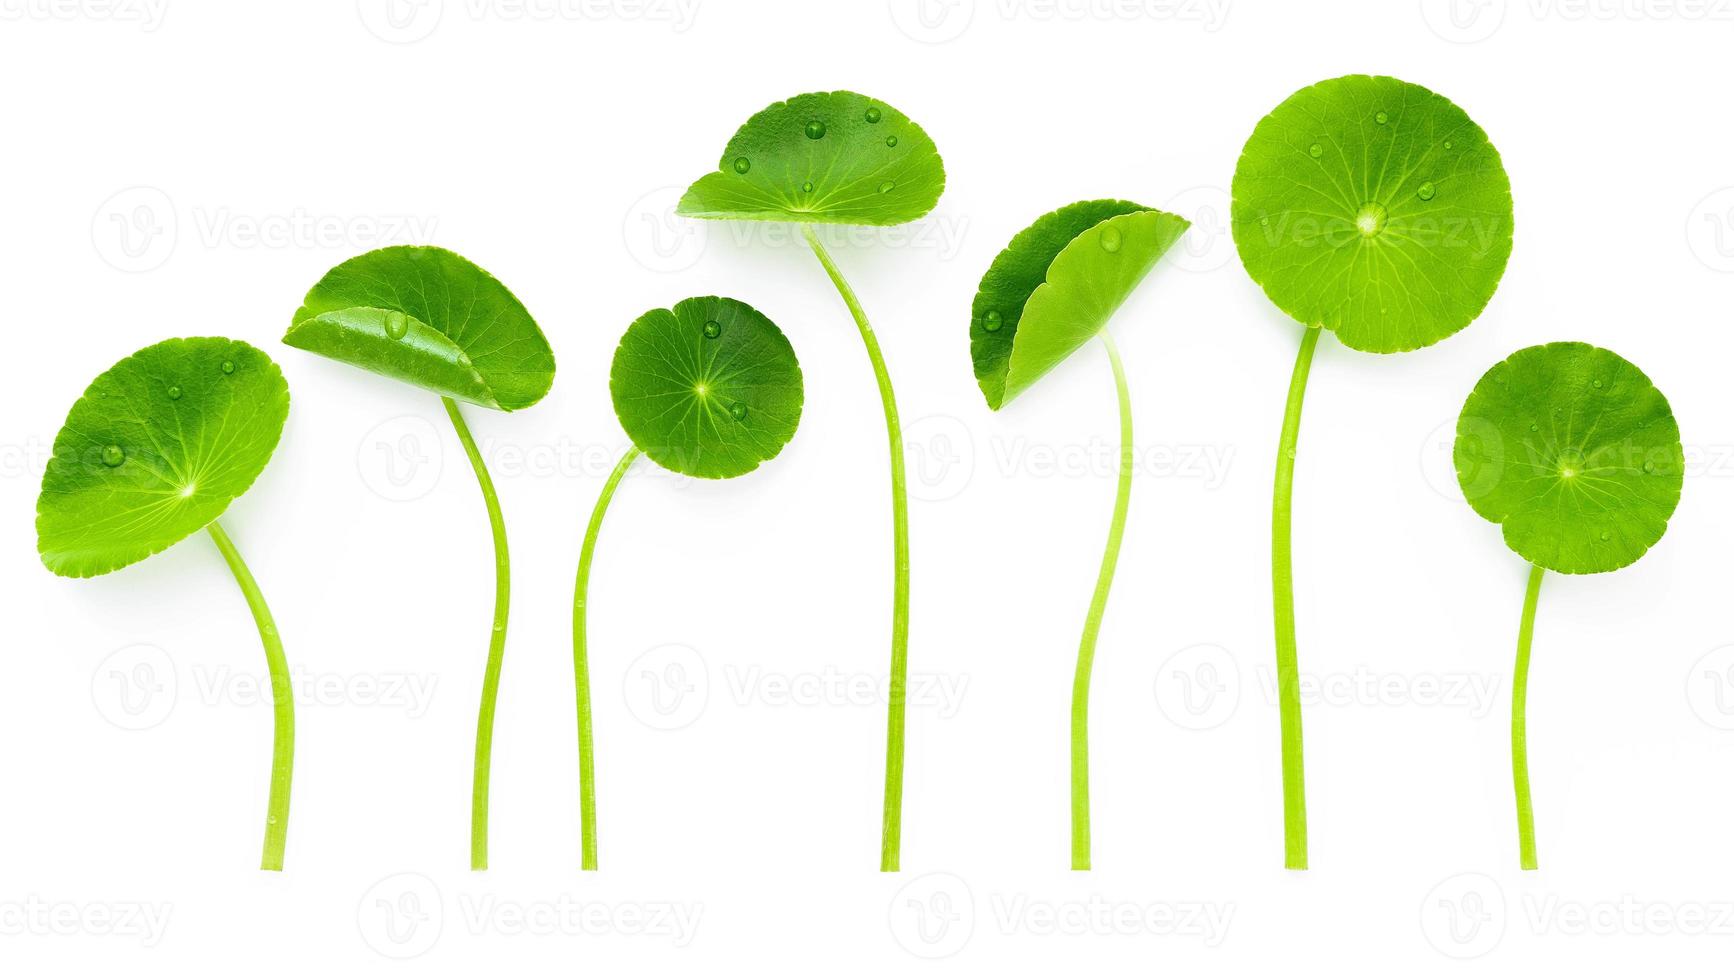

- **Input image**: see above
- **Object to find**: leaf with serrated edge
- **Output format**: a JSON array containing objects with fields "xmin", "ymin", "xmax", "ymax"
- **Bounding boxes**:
[
  {"xmin": 677, "ymin": 91, "xmax": 944, "ymax": 226},
  {"xmin": 1455, "ymin": 342, "xmax": 1682, "ymax": 574},
  {"xmin": 1231, "ymin": 74, "xmax": 1513, "ymax": 353},
  {"xmin": 971, "ymin": 202, "xmax": 1189, "ymax": 409},
  {"xmin": 610, "ymin": 296, "xmax": 803, "ymax": 479},
  {"xmin": 37, "ymin": 338, "xmax": 289, "ymax": 577},
  {"xmin": 285, "ymin": 246, "xmax": 555, "ymax": 411}
]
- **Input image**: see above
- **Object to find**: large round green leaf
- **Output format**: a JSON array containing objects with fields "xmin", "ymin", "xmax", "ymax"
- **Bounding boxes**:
[
  {"xmin": 284, "ymin": 246, "xmax": 555, "ymax": 411},
  {"xmin": 970, "ymin": 201, "xmax": 1189, "ymax": 409},
  {"xmin": 676, "ymin": 91, "xmax": 944, "ymax": 226},
  {"xmin": 37, "ymin": 338, "xmax": 290, "ymax": 578},
  {"xmin": 1455, "ymin": 342, "xmax": 1682, "ymax": 575},
  {"xmin": 1231, "ymin": 74, "xmax": 1514, "ymax": 353},
  {"xmin": 610, "ymin": 296, "xmax": 803, "ymax": 479}
]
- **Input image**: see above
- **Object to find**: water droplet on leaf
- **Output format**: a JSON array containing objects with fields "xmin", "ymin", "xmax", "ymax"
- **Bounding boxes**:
[
  {"xmin": 101, "ymin": 445, "xmax": 124, "ymax": 467},
  {"xmin": 983, "ymin": 310, "xmax": 1003, "ymax": 332},
  {"xmin": 220, "ymin": 360, "xmax": 236, "ymax": 375},
  {"xmin": 732, "ymin": 156, "xmax": 751, "ymax": 174},
  {"xmin": 384, "ymin": 311, "xmax": 409, "ymax": 340},
  {"xmin": 702, "ymin": 319, "xmax": 722, "ymax": 339},
  {"xmin": 167, "ymin": 386, "xmax": 182, "ymax": 401},
  {"xmin": 865, "ymin": 107, "xmax": 882, "ymax": 124},
  {"xmin": 730, "ymin": 402, "xmax": 749, "ymax": 422},
  {"xmin": 877, "ymin": 180, "xmax": 895, "ymax": 194},
  {"xmin": 1308, "ymin": 143, "xmax": 1323, "ymax": 158},
  {"xmin": 801, "ymin": 180, "xmax": 814, "ymax": 193},
  {"xmin": 1099, "ymin": 226, "xmax": 1123, "ymax": 253},
  {"xmin": 1599, "ymin": 530, "xmax": 1612, "ymax": 541},
  {"xmin": 1417, "ymin": 181, "xmax": 1436, "ymax": 201},
  {"xmin": 804, "ymin": 119, "xmax": 826, "ymax": 140},
  {"xmin": 1375, "ymin": 110, "xmax": 1389, "ymax": 124},
  {"xmin": 884, "ymin": 135, "xmax": 898, "ymax": 147}
]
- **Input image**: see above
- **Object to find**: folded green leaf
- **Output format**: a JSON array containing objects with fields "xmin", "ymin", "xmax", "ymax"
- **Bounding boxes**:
[
  {"xmin": 1455, "ymin": 342, "xmax": 1683, "ymax": 575},
  {"xmin": 284, "ymin": 246, "xmax": 555, "ymax": 411},
  {"xmin": 971, "ymin": 201, "xmax": 1189, "ymax": 409},
  {"xmin": 610, "ymin": 296, "xmax": 803, "ymax": 479},
  {"xmin": 677, "ymin": 90, "xmax": 944, "ymax": 226},
  {"xmin": 1231, "ymin": 74, "xmax": 1514, "ymax": 353},
  {"xmin": 37, "ymin": 337, "xmax": 289, "ymax": 578}
]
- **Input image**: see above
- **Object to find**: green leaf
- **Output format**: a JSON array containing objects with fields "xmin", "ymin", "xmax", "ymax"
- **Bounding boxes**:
[
  {"xmin": 1231, "ymin": 74, "xmax": 1514, "ymax": 353},
  {"xmin": 284, "ymin": 246, "xmax": 555, "ymax": 411},
  {"xmin": 610, "ymin": 296, "xmax": 804, "ymax": 479},
  {"xmin": 1455, "ymin": 342, "xmax": 1683, "ymax": 575},
  {"xmin": 676, "ymin": 90, "xmax": 945, "ymax": 226},
  {"xmin": 37, "ymin": 338, "xmax": 290, "ymax": 578},
  {"xmin": 970, "ymin": 201, "xmax": 1189, "ymax": 409}
]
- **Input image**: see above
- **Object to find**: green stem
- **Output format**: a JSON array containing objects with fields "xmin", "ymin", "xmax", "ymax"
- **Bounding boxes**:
[
  {"xmin": 1272, "ymin": 324, "xmax": 1321, "ymax": 871},
  {"xmin": 444, "ymin": 396, "xmax": 511, "ymax": 872},
  {"xmin": 1512, "ymin": 562, "xmax": 1544, "ymax": 871},
  {"xmin": 1070, "ymin": 331, "xmax": 1133, "ymax": 871},
  {"xmin": 573, "ymin": 445, "xmax": 641, "ymax": 871},
  {"xmin": 802, "ymin": 224, "xmax": 911, "ymax": 872},
  {"xmin": 206, "ymin": 521, "xmax": 293, "ymax": 872}
]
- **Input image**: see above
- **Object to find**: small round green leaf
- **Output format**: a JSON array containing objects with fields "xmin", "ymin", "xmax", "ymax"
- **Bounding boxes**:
[
  {"xmin": 1454, "ymin": 342, "xmax": 1682, "ymax": 575},
  {"xmin": 677, "ymin": 91, "xmax": 945, "ymax": 226},
  {"xmin": 284, "ymin": 246, "xmax": 555, "ymax": 411},
  {"xmin": 970, "ymin": 201, "xmax": 1189, "ymax": 409},
  {"xmin": 37, "ymin": 338, "xmax": 290, "ymax": 578},
  {"xmin": 1231, "ymin": 74, "xmax": 1514, "ymax": 353},
  {"xmin": 610, "ymin": 296, "xmax": 803, "ymax": 479}
]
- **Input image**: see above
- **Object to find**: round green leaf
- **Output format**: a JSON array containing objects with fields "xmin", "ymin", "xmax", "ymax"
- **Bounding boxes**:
[
  {"xmin": 677, "ymin": 90, "xmax": 945, "ymax": 226},
  {"xmin": 609, "ymin": 296, "xmax": 803, "ymax": 479},
  {"xmin": 1454, "ymin": 342, "xmax": 1682, "ymax": 575},
  {"xmin": 37, "ymin": 338, "xmax": 290, "ymax": 578},
  {"xmin": 970, "ymin": 201, "xmax": 1190, "ymax": 409},
  {"xmin": 1231, "ymin": 74, "xmax": 1514, "ymax": 353},
  {"xmin": 284, "ymin": 246, "xmax": 555, "ymax": 411}
]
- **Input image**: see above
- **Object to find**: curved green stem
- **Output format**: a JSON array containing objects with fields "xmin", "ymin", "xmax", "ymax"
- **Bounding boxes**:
[
  {"xmin": 206, "ymin": 521, "xmax": 293, "ymax": 872},
  {"xmin": 1272, "ymin": 324, "xmax": 1321, "ymax": 871},
  {"xmin": 1070, "ymin": 331, "xmax": 1133, "ymax": 871},
  {"xmin": 573, "ymin": 445, "xmax": 641, "ymax": 871},
  {"xmin": 444, "ymin": 397, "xmax": 511, "ymax": 872},
  {"xmin": 1512, "ymin": 562, "xmax": 1544, "ymax": 871},
  {"xmin": 802, "ymin": 225, "xmax": 911, "ymax": 872}
]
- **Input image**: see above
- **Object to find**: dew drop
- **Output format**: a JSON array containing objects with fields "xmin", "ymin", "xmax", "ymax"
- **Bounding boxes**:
[
  {"xmin": 1308, "ymin": 143, "xmax": 1323, "ymax": 158},
  {"xmin": 1592, "ymin": 378, "xmax": 1604, "ymax": 389},
  {"xmin": 1444, "ymin": 140, "xmax": 1455, "ymax": 150},
  {"xmin": 1643, "ymin": 460, "xmax": 1658, "ymax": 474},
  {"xmin": 801, "ymin": 180, "xmax": 815, "ymax": 194},
  {"xmin": 168, "ymin": 386, "xmax": 183, "ymax": 401},
  {"xmin": 101, "ymin": 444, "xmax": 125, "ymax": 467},
  {"xmin": 982, "ymin": 310, "xmax": 1003, "ymax": 333},
  {"xmin": 1375, "ymin": 110, "xmax": 1389, "ymax": 124},
  {"xmin": 384, "ymin": 311, "xmax": 409, "ymax": 340},
  {"xmin": 877, "ymin": 180, "xmax": 896, "ymax": 194},
  {"xmin": 884, "ymin": 135, "xmax": 898, "ymax": 148},
  {"xmin": 1259, "ymin": 216, "xmax": 1270, "ymax": 227},
  {"xmin": 1099, "ymin": 226, "xmax": 1123, "ymax": 253},
  {"xmin": 702, "ymin": 319, "xmax": 722, "ymax": 339},
  {"xmin": 732, "ymin": 156, "xmax": 751, "ymax": 174},
  {"xmin": 220, "ymin": 360, "xmax": 236, "ymax": 375},
  {"xmin": 804, "ymin": 119, "xmax": 827, "ymax": 140},
  {"xmin": 1599, "ymin": 530, "xmax": 1612, "ymax": 542},
  {"xmin": 1416, "ymin": 181, "xmax": 1437, "ymax": 202},
  {"xmin": 865, "ymin": 107, "xmax": 882, "ymax": 124},
  {"xmin": 730, "ymin": 401, "xmax": 749, "ymax": 422},
  {"xmin": 1529, "ymin": 422, "xmax": 1539, "ymax": 432}
]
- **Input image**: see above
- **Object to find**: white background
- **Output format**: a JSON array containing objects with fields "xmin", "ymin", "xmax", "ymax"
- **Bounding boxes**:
[{"xmin": 4, "ymin": 0, "xmax": 1734, "ymax": 974}]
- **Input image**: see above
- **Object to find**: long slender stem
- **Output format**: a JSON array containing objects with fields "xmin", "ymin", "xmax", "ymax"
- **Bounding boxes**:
[
  {"xmin": 801, "ymin": 225, "xmax": 911, "ymax": 872},
  {"xmin": 1512, "ymin": 562, "xmax": 1544, "ymax": 871},
  {"xmin": 573, "ymin": 445, "xmax": 641, "ymax": 871},
  {"xmin": 444, "ymin": 396, "xmax": 511, "ymax": 872},
  {"xmin": 206, "ymin": 521, "xmax": 293, "ymax": 872},
  {"xmin": 1070, "ymin": 331, "xmax": 1134, "ymax": 871},
  {"xmin": 1272, "ymin": 324, "xmax": 1322, "ymax": 871}
]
